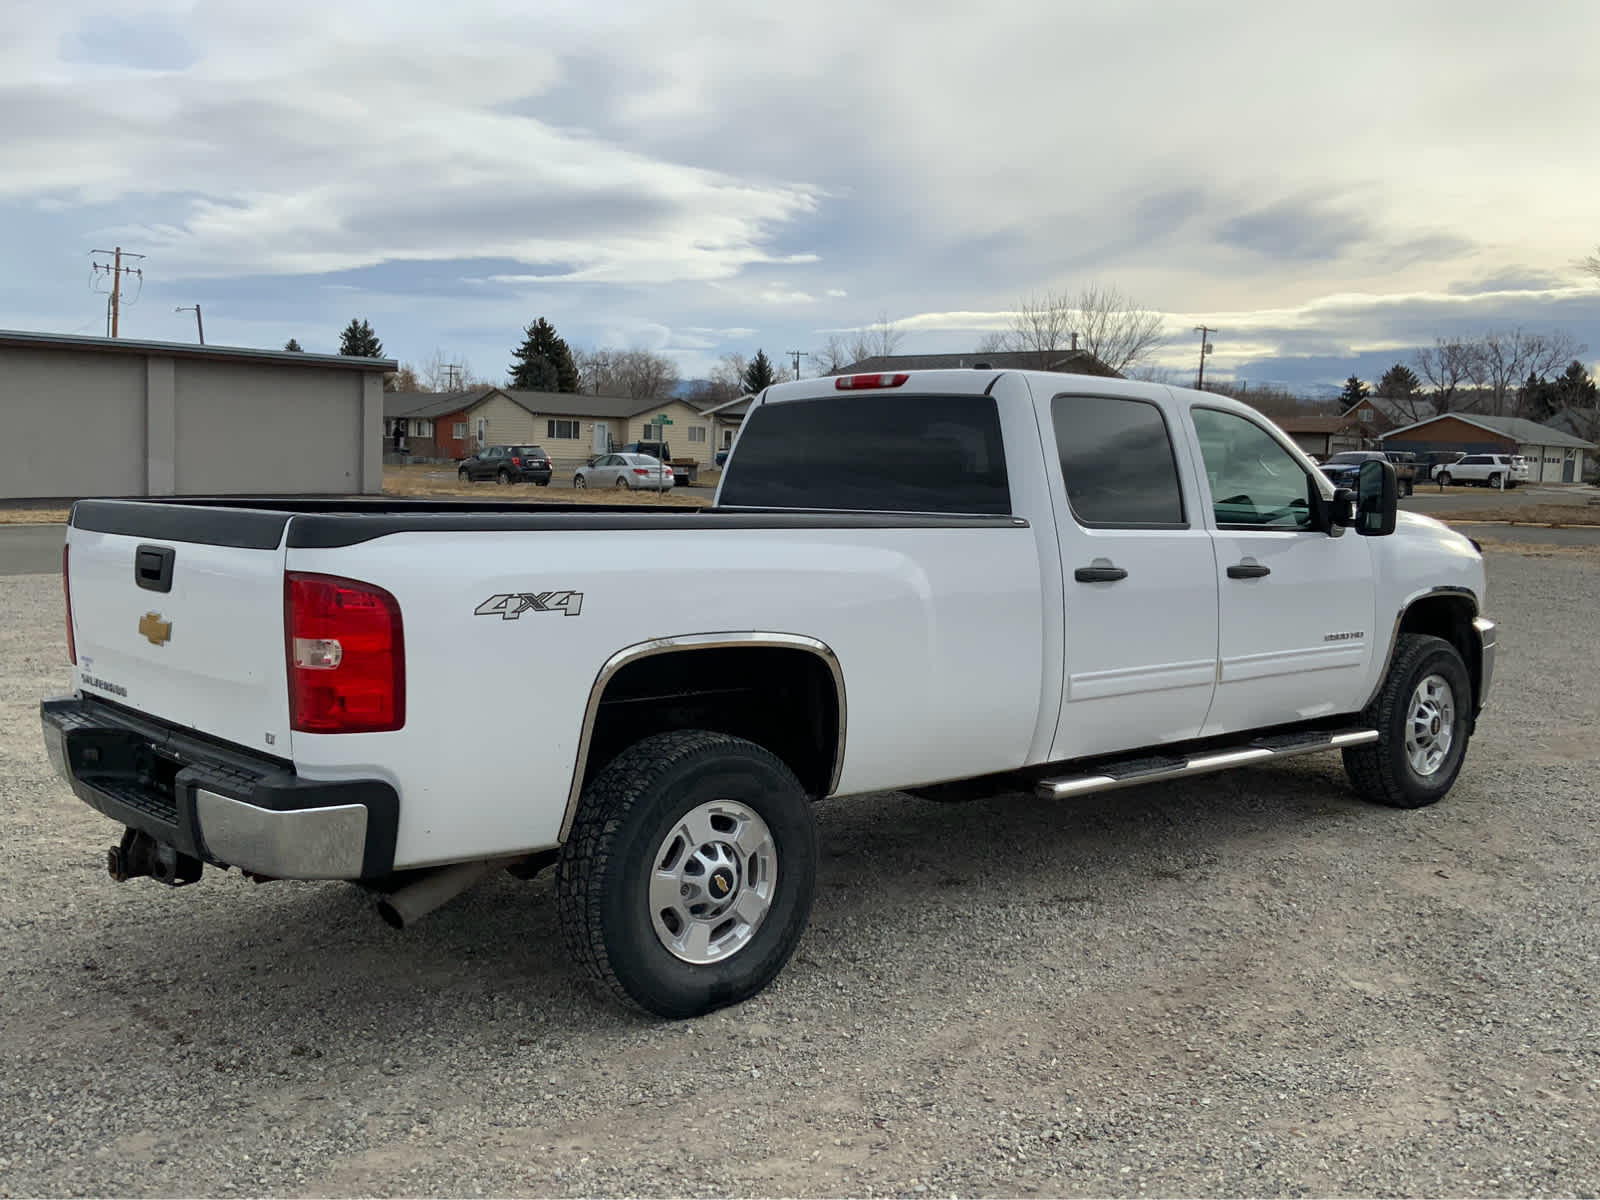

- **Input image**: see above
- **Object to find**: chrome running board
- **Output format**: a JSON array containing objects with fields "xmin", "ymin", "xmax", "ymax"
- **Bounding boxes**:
[{"xmin": 1035, "ymin": 728, "xmax": 1379, "ymax": 800}]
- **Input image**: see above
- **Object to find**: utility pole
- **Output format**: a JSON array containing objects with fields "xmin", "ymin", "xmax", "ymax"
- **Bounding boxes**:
[
  {"xmin": 90, "ymin": 247, "xmax": 145, "ymax": 338},
  {"xmin": 175, "ymin": 305, "xmax": 204, "ymax": 344},
  {"xmin": 1193, "ymin": 325, "xmax": 1215, "ymax": 390},
  {"xmin": 787, "ymin": 350, "xmax": 808, "ymax": 379},
  {"xmin": 444, "ymin": 363, "xmax": 462, "ymax": 390}
]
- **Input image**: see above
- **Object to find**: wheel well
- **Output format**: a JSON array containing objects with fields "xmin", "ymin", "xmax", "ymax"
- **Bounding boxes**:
[
  {"xmin": 580, "ymin": 646, "xmax": 842, "ymax": 799},
  {"xmin": 1398, "ymin": 593, "xmax": 1481, "ymax": 714}
]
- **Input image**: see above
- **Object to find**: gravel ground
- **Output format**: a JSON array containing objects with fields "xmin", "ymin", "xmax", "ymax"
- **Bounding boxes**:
[{"xmin": 1, "ymin": 550, "xmax": 1596, "ymax": 1197}]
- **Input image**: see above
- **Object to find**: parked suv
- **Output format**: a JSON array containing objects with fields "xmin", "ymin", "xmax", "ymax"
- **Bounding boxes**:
[
  {"xmin": 457, "ymin": 445, "xmax": 553, "ymax": 485},
  {"xmin": 1434, "ymin": 453, "xmax": 1528, "ymax": 488},
  {"xmin": 1320, "ymin": 450, "xmax": 1415, "ymax": 497}
]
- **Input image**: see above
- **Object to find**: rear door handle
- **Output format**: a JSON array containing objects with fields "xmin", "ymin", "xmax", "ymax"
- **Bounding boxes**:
[
  {"xmin": 1227, "ymin": 562, "xmax": 1271, "ymax": 579},
  {"xmin": 1074, "ymin": 565, "xmax": 1128, "ymax": 583}
]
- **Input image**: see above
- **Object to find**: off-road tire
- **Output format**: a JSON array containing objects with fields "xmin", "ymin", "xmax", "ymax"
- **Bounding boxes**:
[
  {"xmin": 1342, "ymin": 633, "xmax": 1472, "ymax": 809},
  {"xmin": 555, "ymin": 731, "xmax": 818, "ymax": 1019}
]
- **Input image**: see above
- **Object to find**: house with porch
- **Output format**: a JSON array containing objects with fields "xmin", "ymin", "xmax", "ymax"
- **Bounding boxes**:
[
  {"xmin": 459, "ymin": 390, "xmax": 723, "ymax": 475},
  {"xmin": 382, "ymin": 389, "xmax": 485, "ymax": 461}
]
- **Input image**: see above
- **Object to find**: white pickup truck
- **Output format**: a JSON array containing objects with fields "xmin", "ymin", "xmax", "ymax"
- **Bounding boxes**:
[{"xmin": 42, "ymin": 370, "xmax": 1498, "ymax": 1017}]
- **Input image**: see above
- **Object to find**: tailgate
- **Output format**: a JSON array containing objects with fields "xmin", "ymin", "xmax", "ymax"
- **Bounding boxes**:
[{"xmin": 66, "ymin": 508, "xmax": 293, "ymax": 757}]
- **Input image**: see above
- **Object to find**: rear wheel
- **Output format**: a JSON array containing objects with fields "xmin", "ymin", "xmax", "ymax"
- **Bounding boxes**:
[
  {"xmin": 1343, "ymin": 633, "xmax": 1473, "ymax": 809},
  {"xmin": 574, "ymin": 474, "xmax": 586, "ymax": 489},
  {"xmin": 615, "ymin": 477, "xmax": 631, "ymax": 490},
  {"xmin": 1487, "ymin": 472, "xmax": 1502, "ymax": 488},
  {"xmin": 497, "ymin": 469, "xmax": 511, "ymax": 485},
  {"xmin": 1436, "ymin": 471, "xmax": 1452, "ymax": 486},
  {"xmin": 555, "ymin": 731, "xmax": 818, "ymax": 1018}
]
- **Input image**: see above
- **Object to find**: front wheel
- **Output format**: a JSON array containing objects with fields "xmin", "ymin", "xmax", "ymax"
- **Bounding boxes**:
[
  {"xmin": 556, "ymin": 731, "xmax": 818, "ymax": 1018},
  {"xmin": 458, "ymin": 467, "xmax": 470, "ymax": 482},
  {"xmin": 1342, "ymin": 633, "xmax": 1473, "ymax": 808}
]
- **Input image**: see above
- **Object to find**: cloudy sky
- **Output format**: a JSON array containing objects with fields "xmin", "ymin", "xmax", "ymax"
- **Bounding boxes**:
[{"xmin": 6, "ymin": 0, "xmax": 1598, "ymax": 394}]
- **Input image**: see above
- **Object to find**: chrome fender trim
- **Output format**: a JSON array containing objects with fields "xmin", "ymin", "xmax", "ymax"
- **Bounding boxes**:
[{"xmin": 560, "ymin": 632, "xmax": 847, "ymax": 842}]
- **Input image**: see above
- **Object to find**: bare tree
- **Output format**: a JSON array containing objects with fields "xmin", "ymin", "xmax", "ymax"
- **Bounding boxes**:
[
  {"xmin": 385, "ymin": 364, "xmax": 422, "ymax": 392},
  {"xmin": 1413, "ymin": 338, "xmax": 1486, "ymax": 415},
  {"xmin": 811, "ymin": 335, "xmax": 853, "ymax": 376},
  {"xmin": 572, "ymin": 347, "xmax": 615, "ymax": 395},
  {"xmin": 984, "ymin": 284, "xmax": 1164, "ymax": 374},
  {"xmin": 419, "ymin": 348, "xmax": 487, "ymax": 392},
  {"xmin": 573, "ymin": 347, "xmax": 681, "ymax": 402},
  {"xmin": 1475, "ymin": 329, "xmax": 1584, "ymax": 415},
  {"xmin": 1579, "ymin": 245, "xmax": 1600, "ymax": 282}
]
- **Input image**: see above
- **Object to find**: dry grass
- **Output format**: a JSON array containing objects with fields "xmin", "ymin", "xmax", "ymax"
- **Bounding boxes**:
[
  {"xmin": 1438, "ymin": 501, "xmax": 1600, "ymax": 527},
  {"xmin": 381, "ymin": 464, "xmax": 712, "ymax": 507},
  {"xmin": 0, "ymin": 508, "xmax": 70, "ymax": 525}
]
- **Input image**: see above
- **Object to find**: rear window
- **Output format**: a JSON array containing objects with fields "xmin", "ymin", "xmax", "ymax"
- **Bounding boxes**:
[
  {"xmin": 718, "ymin": 393, "xmax": 1011, "ymax": 514},
  {"xmin": 511, "ymin": 446, "xmax": 544, "ymax": 457}
]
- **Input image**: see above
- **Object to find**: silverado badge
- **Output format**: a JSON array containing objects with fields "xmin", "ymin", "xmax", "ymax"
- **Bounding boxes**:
[{"xmin": 138, "ymin": 612, "xmax": 173, "ymax": 646}]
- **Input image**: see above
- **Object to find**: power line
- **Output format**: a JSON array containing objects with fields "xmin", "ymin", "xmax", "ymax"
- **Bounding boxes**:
[{"xmin": 89, "ymin": 246, "xmax": 146, "ymax": 338}]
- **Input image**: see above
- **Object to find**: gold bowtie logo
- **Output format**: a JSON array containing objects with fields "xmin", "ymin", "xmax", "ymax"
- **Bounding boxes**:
[{"xmin": 138, "ymin": 612, "xmax": 172, "ymax": 646}]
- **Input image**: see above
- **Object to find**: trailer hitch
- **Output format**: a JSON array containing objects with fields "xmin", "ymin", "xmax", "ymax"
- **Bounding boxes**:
[{"xmin": 107, "ymin": 828, "xmax": 203, "ymax": 887}]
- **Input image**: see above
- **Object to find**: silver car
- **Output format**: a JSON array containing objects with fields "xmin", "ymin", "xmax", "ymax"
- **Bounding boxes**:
[{"xmin": 573, "ymin": 452, "xmax": 675, "ymax": 492}]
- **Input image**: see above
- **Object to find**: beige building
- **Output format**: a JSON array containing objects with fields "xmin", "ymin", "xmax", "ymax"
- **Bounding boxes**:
[
  {"xmin": 1, "ymin": 329, "xmax": 395, "ymax": 501},
  {"xmin": 462, "ymin": 390, "xmax": 721, "ymax": 473}
]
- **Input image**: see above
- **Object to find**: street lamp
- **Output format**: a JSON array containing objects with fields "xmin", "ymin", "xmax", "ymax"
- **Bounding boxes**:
[{"xmin": 175, "ymin": 305, "xmax": 204, "ymax": 345}]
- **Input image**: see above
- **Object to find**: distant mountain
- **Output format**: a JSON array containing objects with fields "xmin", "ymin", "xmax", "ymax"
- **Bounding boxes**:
[{"xmin": 671, "ymin": 379, "xmax": 715, "ymax": 398}]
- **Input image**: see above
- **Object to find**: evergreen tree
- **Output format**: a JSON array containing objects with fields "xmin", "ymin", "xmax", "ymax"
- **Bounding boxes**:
[
  {"xmin": 283, "ymin": 338, "xmax": 304, "ymax": 352},
  {"xmin": 508, "ymin": 317, "xmax": 579, "ymax": 392},
  {"xmin": 1339, "ymin": 375, "xmax": 1369, "ymax": 407},
  {"xmin": 338, "ymin": 319, "xmax": 384, "ymax": 358},
  {"xmin": 1375, "ymin": 363, "xmax": 1419, "ymax": 399},
  {"xmin": 742, "ymin": 348, "xmax": 778, "ymax": 393},
  {"xmin": 1520, "ymin": 372, "xmax": 1561, "ymax": 422},
  {"xmin": 1555, "ymin": 359, "xmax": 1598, "ymax": 409}
]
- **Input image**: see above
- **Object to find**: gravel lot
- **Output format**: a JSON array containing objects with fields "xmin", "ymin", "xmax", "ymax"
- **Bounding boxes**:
[{"xmin": 2, "ymin": 549, "xmax": 1597, "ymax": 1197}]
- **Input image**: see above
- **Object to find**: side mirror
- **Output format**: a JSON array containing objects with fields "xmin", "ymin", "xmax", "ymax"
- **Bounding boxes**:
[{"xmin": 1356, "ymin": 459, "xmax": 1397, "ymax": 536}]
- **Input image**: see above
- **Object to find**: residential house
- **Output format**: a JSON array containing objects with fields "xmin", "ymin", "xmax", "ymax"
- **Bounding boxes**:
[
  {"xmin": 1379, "ymin": 413, "xmax": 1594, "ymax": 483},
  {"xmin": 699, "ymin": 394, "xmax": 754, "ymax": 458},
  {"xmin": 838, "ymin": 348, "xmax": 1122, "ymax": 378},
  {"xmin": 382, "ymin": 389, "xmax": 487, "ymax": 461},
  {"xmin": 1274, "ymin": 415, "xmax": 1374, "ymax": 459},
  {"xmin": 460, "ymin": 390, "xmax": 722, "ymax": 475}
]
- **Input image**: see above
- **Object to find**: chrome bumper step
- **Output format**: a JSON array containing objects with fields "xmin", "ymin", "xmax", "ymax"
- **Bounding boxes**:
[{"xmin": 1035, "ymin": 728, "xmax": 1378, "ymax": 800}]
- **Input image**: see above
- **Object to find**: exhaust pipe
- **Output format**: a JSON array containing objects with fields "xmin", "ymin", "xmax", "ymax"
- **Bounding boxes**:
[{"xmin": 375, "ymin": 856, "xmax": 520, "ymax": 930}]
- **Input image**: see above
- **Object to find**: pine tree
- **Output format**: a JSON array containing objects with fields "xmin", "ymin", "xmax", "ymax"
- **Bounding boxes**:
[
  {"xmin": 508, "ymin": 318, "xmax": 579, "ymax": 392},
  {"xmin": 743, "ymin": 349, "xmax": 778, "ymax": 393},
  {"xmin": 283, "ymin": 338, "xmax": 304, "ymax": 352},
  {"xmin": 1339, "ymin": 375, "xmax": 1369, "ymax": 407},
  {"xmin": 1555, "ymin": 359, "xmax": 1597, "ymax": 409},
  {"xmin": 338, "ymin": 319, "xmax": 384, "ymax": 358},
  {"xmin": 1375, "ymin": 363, "xmax": 1419, "ymax": 399}
]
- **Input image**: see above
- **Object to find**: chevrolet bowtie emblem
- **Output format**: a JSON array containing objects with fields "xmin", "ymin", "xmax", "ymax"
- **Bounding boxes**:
[{"xmin": 138, "ymin": 612, "xmax": 172, "ymax": 646}]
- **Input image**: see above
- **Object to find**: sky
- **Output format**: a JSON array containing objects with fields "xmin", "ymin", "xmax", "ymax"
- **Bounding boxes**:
[{"xmin": 4, "ymin": 0, "xmax": 1599, "ymax": 396}]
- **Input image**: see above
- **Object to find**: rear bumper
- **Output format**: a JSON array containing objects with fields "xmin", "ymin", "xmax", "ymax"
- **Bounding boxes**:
[{"xmin": 40, "ymin": 697, "xmax": 398, "ymax": 880}]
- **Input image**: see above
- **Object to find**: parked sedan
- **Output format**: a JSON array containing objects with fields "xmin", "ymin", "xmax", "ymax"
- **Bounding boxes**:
[
  {"xmin": 457, "ymin": 445, "xmax": 552, "ymax": 485},
  {"xmin": 573, "ymin": 452, "xmax": 675, "ymax": 491}
]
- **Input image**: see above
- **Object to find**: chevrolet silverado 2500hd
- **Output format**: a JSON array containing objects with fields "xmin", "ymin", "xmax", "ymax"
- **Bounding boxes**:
[{"xmin": 42, "ymin": 370, "xmax": 1497, "ymax": 1017}]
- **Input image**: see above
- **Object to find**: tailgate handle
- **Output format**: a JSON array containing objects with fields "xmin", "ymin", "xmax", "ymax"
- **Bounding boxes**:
[{"xmin": 135, "ymin": 545, "xmax": 176, "ymax": 593}]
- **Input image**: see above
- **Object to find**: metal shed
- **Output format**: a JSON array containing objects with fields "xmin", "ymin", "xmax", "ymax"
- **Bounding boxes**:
[{"xmin": 1, "ymin": 329, "xmax": 396, "ymax": 501}]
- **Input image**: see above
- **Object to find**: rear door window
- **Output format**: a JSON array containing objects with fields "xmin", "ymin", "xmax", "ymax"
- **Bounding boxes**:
[
  {"xmin": 1051, "ymin": 394, "xmax": 1185, "ymax": 527},
  {"xmin": 718, "ymin": 393, "xmax": 1011, "ymax": 514}
]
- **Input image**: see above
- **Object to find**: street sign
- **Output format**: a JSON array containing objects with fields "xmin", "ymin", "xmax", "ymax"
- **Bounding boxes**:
[{"xmin": 656, "ymin": 415, "xmax": 675, "ymax": 425}]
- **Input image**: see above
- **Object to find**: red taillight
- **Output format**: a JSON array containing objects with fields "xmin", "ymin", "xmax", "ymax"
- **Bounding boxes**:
[
  {"xmin": 633, "ymin": 467, "xmax": 649, "ymax": 475},
  {"xmin": 63, "ymin": 544, "xmax": 76, "ymax": 666},
  {"xmin": 834, "ymin": 372, "xmax": 910, "ymax": 390},
  {"xmin": 285, "ymin": 572, "xmax": 405, "ymax": 734},
  {"xmin": 511, "ymin": 456, "xmax": 522, "ymax": 466}
]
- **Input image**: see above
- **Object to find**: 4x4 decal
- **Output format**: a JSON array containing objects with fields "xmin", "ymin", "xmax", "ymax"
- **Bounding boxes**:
[{"xmin": 475, "ymin": 591, "xmax": 584, "ymax": 619}]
